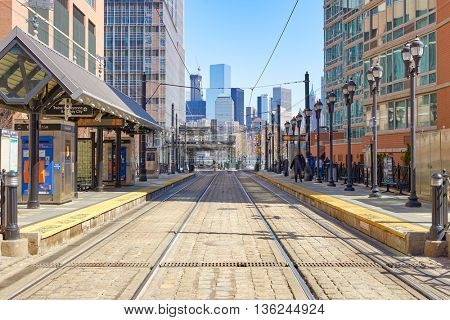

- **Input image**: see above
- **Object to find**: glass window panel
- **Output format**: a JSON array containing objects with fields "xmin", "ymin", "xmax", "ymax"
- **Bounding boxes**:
[
  {"xmin": 420, "ymin": 34, "xmax": 429, "ymax": 73},
  {"xmin": 416, "ymin": 0, "xmax": 428, "ymax": 17},
  {"xmin": 378, "ymin": 3, "xmax": 386, "ymax": 35},
  {"xmin": 395, "ymin": 100, "xmax": 406, "ymax": 129},
  {"xmin": 429, "ymin": 32, "xmax": 436, "ymax": 70},
  {"xmin": 430, "ymin": 93, "xmax": 437, "ymax": 126},
  {"xmin": 388, "ymin": 102, "xmax": 395, "ymax": 130},
  {"xmin": 418, "ymin": 94, "xmax": 431, "ymax": 127},
  {"xmin": 386, "ymin": 50, "xmax": 393, "ymax": 82},
  {"xmin": 393, "ymin": 47, "xmax": 404, "ymax": 80},
  {"xmin": 429, "ymin": 0, "xmax": 436, "ymax": 11},
  {"xmin": 405, "ymin": 0, "xmax": 415, "ymax": 21},
  {"xmin": 371, "ymin": 7, "xmax": 379, "ymax": 38},
  {"xmin": 393, "ymin": 0, "xmax": 404, "ymax": 27},
  {"xmin": 386, "ymin": 1, "xmax": 393, "ymax": 30}
]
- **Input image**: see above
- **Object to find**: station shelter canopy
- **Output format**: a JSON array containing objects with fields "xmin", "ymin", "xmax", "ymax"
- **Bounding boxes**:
[{"xmin": 0, "ymin": 27, "xmax": 161, "ymax": 131}]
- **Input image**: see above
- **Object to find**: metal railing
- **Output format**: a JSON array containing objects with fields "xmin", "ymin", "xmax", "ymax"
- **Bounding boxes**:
[{"xmin": 325, "ymin": 162, "xmax": 411, "ymax": 192}]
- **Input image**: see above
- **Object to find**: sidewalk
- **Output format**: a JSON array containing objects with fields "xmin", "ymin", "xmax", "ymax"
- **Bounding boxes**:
[
  {"xmin": 14, "ymin": 173, "xmax": 195, "ymax": 255},
  {"xmin": 254, "ymin": 171, "xmax": 441, "ymax": 256}
]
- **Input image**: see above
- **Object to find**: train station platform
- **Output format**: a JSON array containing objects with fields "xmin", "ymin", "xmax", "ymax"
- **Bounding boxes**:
[
  {"xmin": 254, "ymin": 171, "xmax": 437, "ymax": 256},
  {"xmin": 16, "ymin": 173, "xmax": 195, "ymax": 255}
]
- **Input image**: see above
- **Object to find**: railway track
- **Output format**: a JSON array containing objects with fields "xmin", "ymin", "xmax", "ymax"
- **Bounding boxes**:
[
  {"xmin": 242, "ymin": 172, "xmax": 445, "ymax": 300},
  {"xmin": 6, "ymin": 173, "xmax": 217, "ymax": 300}
]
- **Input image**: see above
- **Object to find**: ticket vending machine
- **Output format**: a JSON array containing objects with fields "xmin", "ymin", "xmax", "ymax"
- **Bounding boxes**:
[
  {"xmin": 15, "ymin": 119, "xmax": 76, "ymax": 204},
  {"xmin": 146, "ymin": 147, "xmax": 159, "ymax": 179},
  {"xmin": 103, "ymin": 138, "xmax": 136, "ymax": 186}
]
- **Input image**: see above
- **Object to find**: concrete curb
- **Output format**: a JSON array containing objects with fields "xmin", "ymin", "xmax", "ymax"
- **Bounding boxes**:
[
  {"xmin": 255, "ymin": 172, "xmax": 428, "ymax": 255},
  {"xmin": 20, "ymin": 174, "xmax": 196, "ymax": 255}
]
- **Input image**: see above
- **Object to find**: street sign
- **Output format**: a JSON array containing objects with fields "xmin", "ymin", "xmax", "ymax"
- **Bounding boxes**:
[
  {"xmin": 282, "ymin": 135, "xmax": 306, "ymax": 142},
  {"xmin": 77, "ymin": 118, "xmax": 124, "ymax": 127},
  {"xmin": 46, "ymin": 105, "xmax": 94, "ymax": 117}
]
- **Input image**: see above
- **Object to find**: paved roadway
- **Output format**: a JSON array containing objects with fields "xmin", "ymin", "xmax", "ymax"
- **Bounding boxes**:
[{"xmin": 1, "ymin": 172, "xmax": 448, "ymax": 300}]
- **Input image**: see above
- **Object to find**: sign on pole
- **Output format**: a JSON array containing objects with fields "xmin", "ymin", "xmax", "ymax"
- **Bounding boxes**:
[{"xmin": 383, "ymin": 156, "xmax": 394, "ymax": 185}]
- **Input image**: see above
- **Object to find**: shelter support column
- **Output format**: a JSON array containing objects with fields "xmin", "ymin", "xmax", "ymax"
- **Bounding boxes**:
[
  {"xmin": 73, "ymin": 122, "xmax": 78, "ymax": 198},
  {"xmin": 27, "ymin": 110, "xmax": 40, "ymax": 209},
  {"xmin": 115, "ymin": 128, "xmax": 122, "ymax": 188},
  {"xmin": 95, "ymin": 128, "xmax": 104, "ymax": 192}
]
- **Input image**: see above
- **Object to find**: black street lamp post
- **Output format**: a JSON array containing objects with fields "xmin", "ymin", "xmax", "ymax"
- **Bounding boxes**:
[
  {"xmin": 343, "ymin": 79, "xmax": 356, "ymax": 191},
  {"xmin": 314, "ymin": 100, "xmax": 323, "ymax": 183},
  {"xmin": 303, "ymin": 108, "xmax": 312, "ymax": 180},
  {"xmin": 268, "ymin": 131, "xmax": 273, "ymax": 172},
  {"xmin": 326, "ymin": 93, "xmax": 336, "ymax": 187},
  {"xmin": 264, "ymin": 121, "xmax": 269, "ymax": 171},
  {"xmin": 295, "ymin": 114, "xmax": 302, "ymax": 156},
  {"xmin": 284, "ymin": 121, "xmax": 290, "ymax": 161},
  {"xmin": 271, "ymin": 111, "xmax": 275, "ymax": 172},
  {"xmin": 402, "ymin": 37, "xmax": 424, "ymax": 208},
  {"xmin": 366, "ymin": 63, "xmax": 383, "ymax": 198}
]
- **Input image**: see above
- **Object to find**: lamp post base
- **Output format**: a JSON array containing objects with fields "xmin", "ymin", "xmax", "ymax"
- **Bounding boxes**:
[
  {"xmin": 327, "ymin": 181, "xmax": 336, "ymax": 187},
  {"xmin": 315, "ymin": 179, "xmax": 322, "ymax": 184},
  {"xmin": 344, "ymin": 184, "xmax": 355, "ymax": 192},
  {"xmin": 369, "ymin": 189, "xmax": 382, "ymax": 198},
  {"xmin": 406, "ymin": 196, "xmax": 422, "ymax": 208}
]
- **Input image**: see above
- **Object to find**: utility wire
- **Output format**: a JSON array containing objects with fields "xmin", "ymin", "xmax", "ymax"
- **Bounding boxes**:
[{"xmin": 248, "ymin": 0, "xmax": 300, "ymax": 108}]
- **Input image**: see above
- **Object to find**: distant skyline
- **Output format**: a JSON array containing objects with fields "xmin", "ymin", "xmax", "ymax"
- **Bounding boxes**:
[{"xmin": 184, "ymin": 0, "xmax": 323, "ymax": 115}]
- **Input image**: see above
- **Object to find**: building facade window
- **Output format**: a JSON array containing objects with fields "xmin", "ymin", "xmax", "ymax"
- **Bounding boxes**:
[{"xmin": 73, "ymin": 5, "xmax": 86, "ymax": 68}]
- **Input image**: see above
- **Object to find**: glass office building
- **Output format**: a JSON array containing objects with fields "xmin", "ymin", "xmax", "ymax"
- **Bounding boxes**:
[
  {"xmin": 104, "ymin": 0, "xmax": 185, "ymax": 128},
  {"xmin": 231, "ymin": 88, "xmax": 245, "ymax": 125},
  {"xmin": 206, "ymin": 64, "xmax": 231, "ymax": 119}
]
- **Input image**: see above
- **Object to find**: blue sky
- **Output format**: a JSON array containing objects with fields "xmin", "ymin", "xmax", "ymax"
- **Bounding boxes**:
[{"xmin": 184, "ymin": 0, "xmax": 324, "ymax": 113}]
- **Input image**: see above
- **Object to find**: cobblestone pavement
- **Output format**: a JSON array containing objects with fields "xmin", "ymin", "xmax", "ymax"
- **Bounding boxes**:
[
  {"xmin": 140, "ymin": 172, "xmax": 308, "ymax": 299},
  {"xmin": 6, "ymin": 174, "xmax": 216, "ymax": 300},
  {"xmin": 239, "ymin": 173, "xmax": 449, "ymax": 300},
  {"xmin": 2, "ymin": 172, "xmax": 448, "ymax": 300}
]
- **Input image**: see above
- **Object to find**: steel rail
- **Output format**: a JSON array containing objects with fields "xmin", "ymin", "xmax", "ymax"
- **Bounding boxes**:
[
  {"xmin": 132, "ymin": 172, "xmax": 219, "ymax": 299},
  {"xmin": 245, "ymin": 173, "xmax": 441, "ymax": 300},
  {"xmin": 7, "ymin": 174, "xmax": 203, "ymax": 300},
  {"xmin": 233, "ymin": 173, "xmax": 315, "ymax": 300}
]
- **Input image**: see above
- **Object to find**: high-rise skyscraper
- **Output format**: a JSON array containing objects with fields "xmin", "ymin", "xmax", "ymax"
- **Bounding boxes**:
[
  {"xmin": 190, "ymin": 74, "xmax": 203, "ymax": 101},
  {"xmin": 246, "ymin": 106, "xmax": 253, "ymax": 128},
  {"xmin": 215, "ymin": 94, "xmax": 234, "ymax": 124},
  {"xmin": 206, "ymin": 64, "xmax": 231, "ymax": 119},
  {"xmin": 231, "ymin": 88, "xmax": 245, "ymax": 125},
  {"xmin": 105, "ymin": 0, "xmax": 185, "ymax": 128},
  {"xmin": 272, "ymin": 87, "xmax": 292, "ymax": 124},
  {"xmin": 186, "ymin": 71, "xmax": 206, "ymax": 122},
  {"xmin": 257, "ymin": 94, "xmax": 269, "ymax": 122}
]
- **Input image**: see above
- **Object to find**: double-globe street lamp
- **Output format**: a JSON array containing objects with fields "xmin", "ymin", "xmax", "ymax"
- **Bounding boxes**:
[
  {"xmin": 366, "ymin": 62, "xmax": 383, "ymax": 198},
  {"xmin": 402, "ymin": 36, "xmax": 424, "ymax": 208},
  {"xmin": 326, "ymin": 93, "xmax": 337, "ymax": 187},
  {"xmin": 314, "ymin": 100, "xmax": 323, "ymax": 183},
  {"xmin": 342, "ymin": 79, "xmax": 357, "ymax": 191}
]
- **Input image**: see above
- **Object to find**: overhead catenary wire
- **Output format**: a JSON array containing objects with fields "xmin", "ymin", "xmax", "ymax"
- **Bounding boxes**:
[{"xmin": 248, "ymin": 0, "xmax": 300, "ymax": 108}]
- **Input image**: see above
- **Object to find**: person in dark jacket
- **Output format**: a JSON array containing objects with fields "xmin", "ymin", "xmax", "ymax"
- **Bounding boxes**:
[
  {"xmin": 283, "ymin": 158, "xmax": 289, "ymax": 176},
  {"xmin": 290, "ymin": 154, "xmax": 303, "ymax": 183}
]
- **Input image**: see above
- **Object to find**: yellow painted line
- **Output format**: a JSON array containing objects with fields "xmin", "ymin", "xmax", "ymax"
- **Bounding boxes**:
[
  {"xmin": 255, "ymin": 172, "xmax": 427, "ymax": 238},
  {"xmin": 21, "ymin": 174, "xmax": 194, "ymax": 239}
]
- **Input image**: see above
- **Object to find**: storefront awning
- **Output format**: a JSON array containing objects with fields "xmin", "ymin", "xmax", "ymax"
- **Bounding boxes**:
[{"xmin": 0, "ymin": 27, "xmax": 161, "ymax": 131}]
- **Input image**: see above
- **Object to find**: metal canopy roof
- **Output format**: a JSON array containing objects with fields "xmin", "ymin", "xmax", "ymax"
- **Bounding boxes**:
[{"xmin": 0, "ymin": 27, "xmax": 161, "ymax": 131}]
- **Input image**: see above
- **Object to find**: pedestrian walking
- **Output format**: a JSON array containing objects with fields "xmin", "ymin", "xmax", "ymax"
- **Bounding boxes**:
[{"xmin": 290, "ymin": 154, "xmax": 303, "ymax": 183}]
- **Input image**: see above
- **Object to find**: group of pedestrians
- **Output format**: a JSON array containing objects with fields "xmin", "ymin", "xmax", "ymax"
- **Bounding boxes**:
[{"xmin": 287, "ymin": 154, "xmax": 329, "ymax": 183}]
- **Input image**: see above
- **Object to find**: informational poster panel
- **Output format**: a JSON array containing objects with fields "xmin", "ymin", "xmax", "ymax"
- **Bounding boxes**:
[
  {"xmin": 21, "ymin": 136, "xmax": 54, "ymax": 195},
  {"xmin": 383, "ymin": 156, "xmax": 394, "ymax": 185}
]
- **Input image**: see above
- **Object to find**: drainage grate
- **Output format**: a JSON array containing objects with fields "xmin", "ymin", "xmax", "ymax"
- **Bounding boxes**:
[
  {"xmin": 160, "ymin": 261, "xmax": 288, "ymax": 268},
  {"xmin": 295, "ymin": 261, "xmax": 381, "ymax": 268},
  {"xmin": 386, "ymin": 262, "xmax": 439, "ymax": 269},
  {"xmin": 32, "ymin": 262, "xmax": 152, "ymax": 268}
]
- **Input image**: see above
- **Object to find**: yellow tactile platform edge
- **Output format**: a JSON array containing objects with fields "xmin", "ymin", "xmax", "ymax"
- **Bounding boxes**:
[
  {"xmin": 21, "ymin": 174, "xmax": 195, "ymax": 239},
  {"xmin": 255, "ymin": 172, "xmax": 428, "ymax": 238}
]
